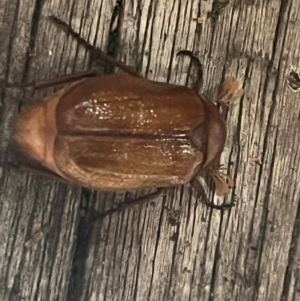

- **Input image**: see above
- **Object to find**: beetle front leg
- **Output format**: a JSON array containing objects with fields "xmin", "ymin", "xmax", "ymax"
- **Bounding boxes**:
[
  {"xmin": 48, "ymin": 16, "xmax": 141, "ymax": 78},
  {"xmin": 177, "ymin": 50, "xmax": 203, "ymax": 92},
  {"xmin": 190, "ymin": 177, "xmax": 234, "ymax": 210}
]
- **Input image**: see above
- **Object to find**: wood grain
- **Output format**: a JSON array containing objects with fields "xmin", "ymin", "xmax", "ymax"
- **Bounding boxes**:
[{"xmin": 1, "ymin": 0, "xmax": 300, "ymax": 300}]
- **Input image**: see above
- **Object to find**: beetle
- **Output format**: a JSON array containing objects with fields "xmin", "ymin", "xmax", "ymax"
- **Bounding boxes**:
[{"xmin": 4, "ymin": 16, "xmax": 243, "ymax": 212}]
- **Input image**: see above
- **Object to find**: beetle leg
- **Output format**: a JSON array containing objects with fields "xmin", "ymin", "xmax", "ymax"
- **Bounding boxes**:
[
  {"xmin": 177, "ymin": 50, "xmax": 203, "ymax": 92},
  {"xmin": 190, "ymin": 177, "xmax": 234, "ymax": 210},
  {"xmin": 99, "ymin": 188, "xmax": 167, "ymax": 218},
  {"xmin": 0, "ymin": 161, "xmax": 67, "ymax": 183},
  {"xmin": 48, "ymin": 16, "xmax": 140, "ymax": 78},
  {"xmin": 4, "ymin": 71, "xmax": 98, "ymax": 90}
]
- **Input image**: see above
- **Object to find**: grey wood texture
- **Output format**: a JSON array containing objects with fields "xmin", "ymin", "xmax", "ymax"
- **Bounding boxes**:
[{"xmin": 1, "ymin": 0, "xmax": 300, "ymax": 301}]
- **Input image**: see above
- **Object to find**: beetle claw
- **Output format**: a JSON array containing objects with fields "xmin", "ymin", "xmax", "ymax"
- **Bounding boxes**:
[{"xmin": 203, "ymin": 199, "xmax": 235, "ymax": 210}]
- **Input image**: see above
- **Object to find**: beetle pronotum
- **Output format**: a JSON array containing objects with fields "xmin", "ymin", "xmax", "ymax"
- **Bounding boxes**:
[{"xmin": 3, "ymin": 16, "xmax": 243, "ymax": 213}]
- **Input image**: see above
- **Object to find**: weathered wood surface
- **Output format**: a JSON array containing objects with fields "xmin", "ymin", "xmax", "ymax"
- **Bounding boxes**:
[{"xmin": 1, "ymin": 0, "xmax": 300, "ymax": 300}]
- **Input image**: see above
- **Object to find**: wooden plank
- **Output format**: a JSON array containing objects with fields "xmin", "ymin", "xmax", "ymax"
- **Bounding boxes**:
[{"xmin": 1, "ymin": 0, "xmax": 300, "ymax": 300}]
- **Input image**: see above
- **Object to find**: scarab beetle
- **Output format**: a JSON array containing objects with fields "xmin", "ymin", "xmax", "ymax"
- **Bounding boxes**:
[{"xmin": 5, "ymin": 16, "xmax": 244, "ymax": 211}]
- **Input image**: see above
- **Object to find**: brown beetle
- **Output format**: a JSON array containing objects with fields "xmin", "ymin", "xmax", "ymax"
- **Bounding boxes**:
[{"xmin": 5, "ymin": 17, "xmax": 243, "ymax": 211}]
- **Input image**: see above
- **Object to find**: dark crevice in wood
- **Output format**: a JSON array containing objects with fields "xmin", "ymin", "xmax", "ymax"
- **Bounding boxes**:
[
  {"xmin": 7, "ymin": 186, "xmax": 25, "ymax": 300},
  {"xmin": 67, "ymin": 0, "xmax": 76, "ymax": 25},
  {"xmin": 8, "ymin": 273, "xmax": 21, "ymax": 301},
  {"xmin": 112, "ymin": 211, "xmax": 122, "ymax": 296},
  {"xmin": 167, "ymin": 1, "xmax": 180, "ymax": 85},
  {"xmin": 253, "ymin": 129, "xmax": 279, "ymax": 300},
  {"xmin": 209, "ymin": 211, "xmax": 226, "ymax": 300},
  {"xmin": 187, "ymin": 187, "xmax": 196, "ymax": 236},
  {"xmin": 102, "ymin": 199, "xmax": 119, "ymax": 301},
  {"xmin": 189, "ymin": 191, "xmax": 201, "ymax": 301},
  {"xmin": 0, "ymin": 0, "xmax": 21, "ymax": 145},
  {"xmin": 235, "ymin": 219, "xmax": 244, "ymax": 271},
  {"xmin": 158, "ymin": 8, "xmax": 168, "ymax": 80},
  {"xmin": 157, "ymin": 5, "xmax": 167, "ymax": 80},
  {"xmin": 91, "ymin": 1, "xmax": 103, "ymax": 49},
  {"xmin": 133, "ymin": 205, "xmax": 148, "ymax": 301},
  {"xmin": 147, "ymin": 195, "xmax": 165, "ymax": 300},
  {"xmin": 66, "ymin": 188, "xmax": 98, "ymax": 301},
  {"xmin": 21, "ymin": 0, "xmax": 46, "ymax": 83},
  {"xmin": 3, "ymin": 0, "xmax": 20, "ymax": 83},
  {"xmin": 144, "ymin": 1, "xmax": 154, "ymax": 77},
  {"xmin": 166, "ymin": 186, "xmax": 183, "ymax": 300},
  {"xmin": 199, "ymin": 206, "xmax": 214, "ymax": 296},
  {"xmin": 96, "ymin": 193, "xmax": 113, "ymax": 299},
  {"xmin": 46, "ymin": 185, "xmax": 70, "ymax": 297},
  {"xmin": 135, "ymin": 0, "xmax": 142, "ymax": 72},
  {"xmin": 208, "ymin": 0, "xmax": 230, "ymax": 23},
  {"xmin": 120, "ymin": 208, "xmax": 134, "ymax": 301},
  {"xmin": 105, "ymin": 0, "xmax": 122, "ymax": 74},
  {"xmin": 34, "ymin": 200, "xmax": 49, "ymax": 299},
  {"xmin": 281, "ymin": 199, "xmax": 300, "ymax": 301}
]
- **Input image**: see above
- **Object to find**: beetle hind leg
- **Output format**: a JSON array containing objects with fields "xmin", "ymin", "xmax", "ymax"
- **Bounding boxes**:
[
  {"xmin": 99, "ymin": 188, "xmax": 167, "ymax": 218},
  {"xmin": 47, "ymin": 16, "xmax": 97, "ymax": 53},
  {"xmin": 48, "ymin": 16, "xmax": 140, "ymax": 77},
  {"xmin": 0, "ymin": 160, "xmax": 67, "ymax": 183}
]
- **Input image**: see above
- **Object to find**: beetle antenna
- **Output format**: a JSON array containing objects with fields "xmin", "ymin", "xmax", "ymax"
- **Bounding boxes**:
[{"xmin": 177, "ymin": 50, "xmax": 203, "ymax": 92}]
